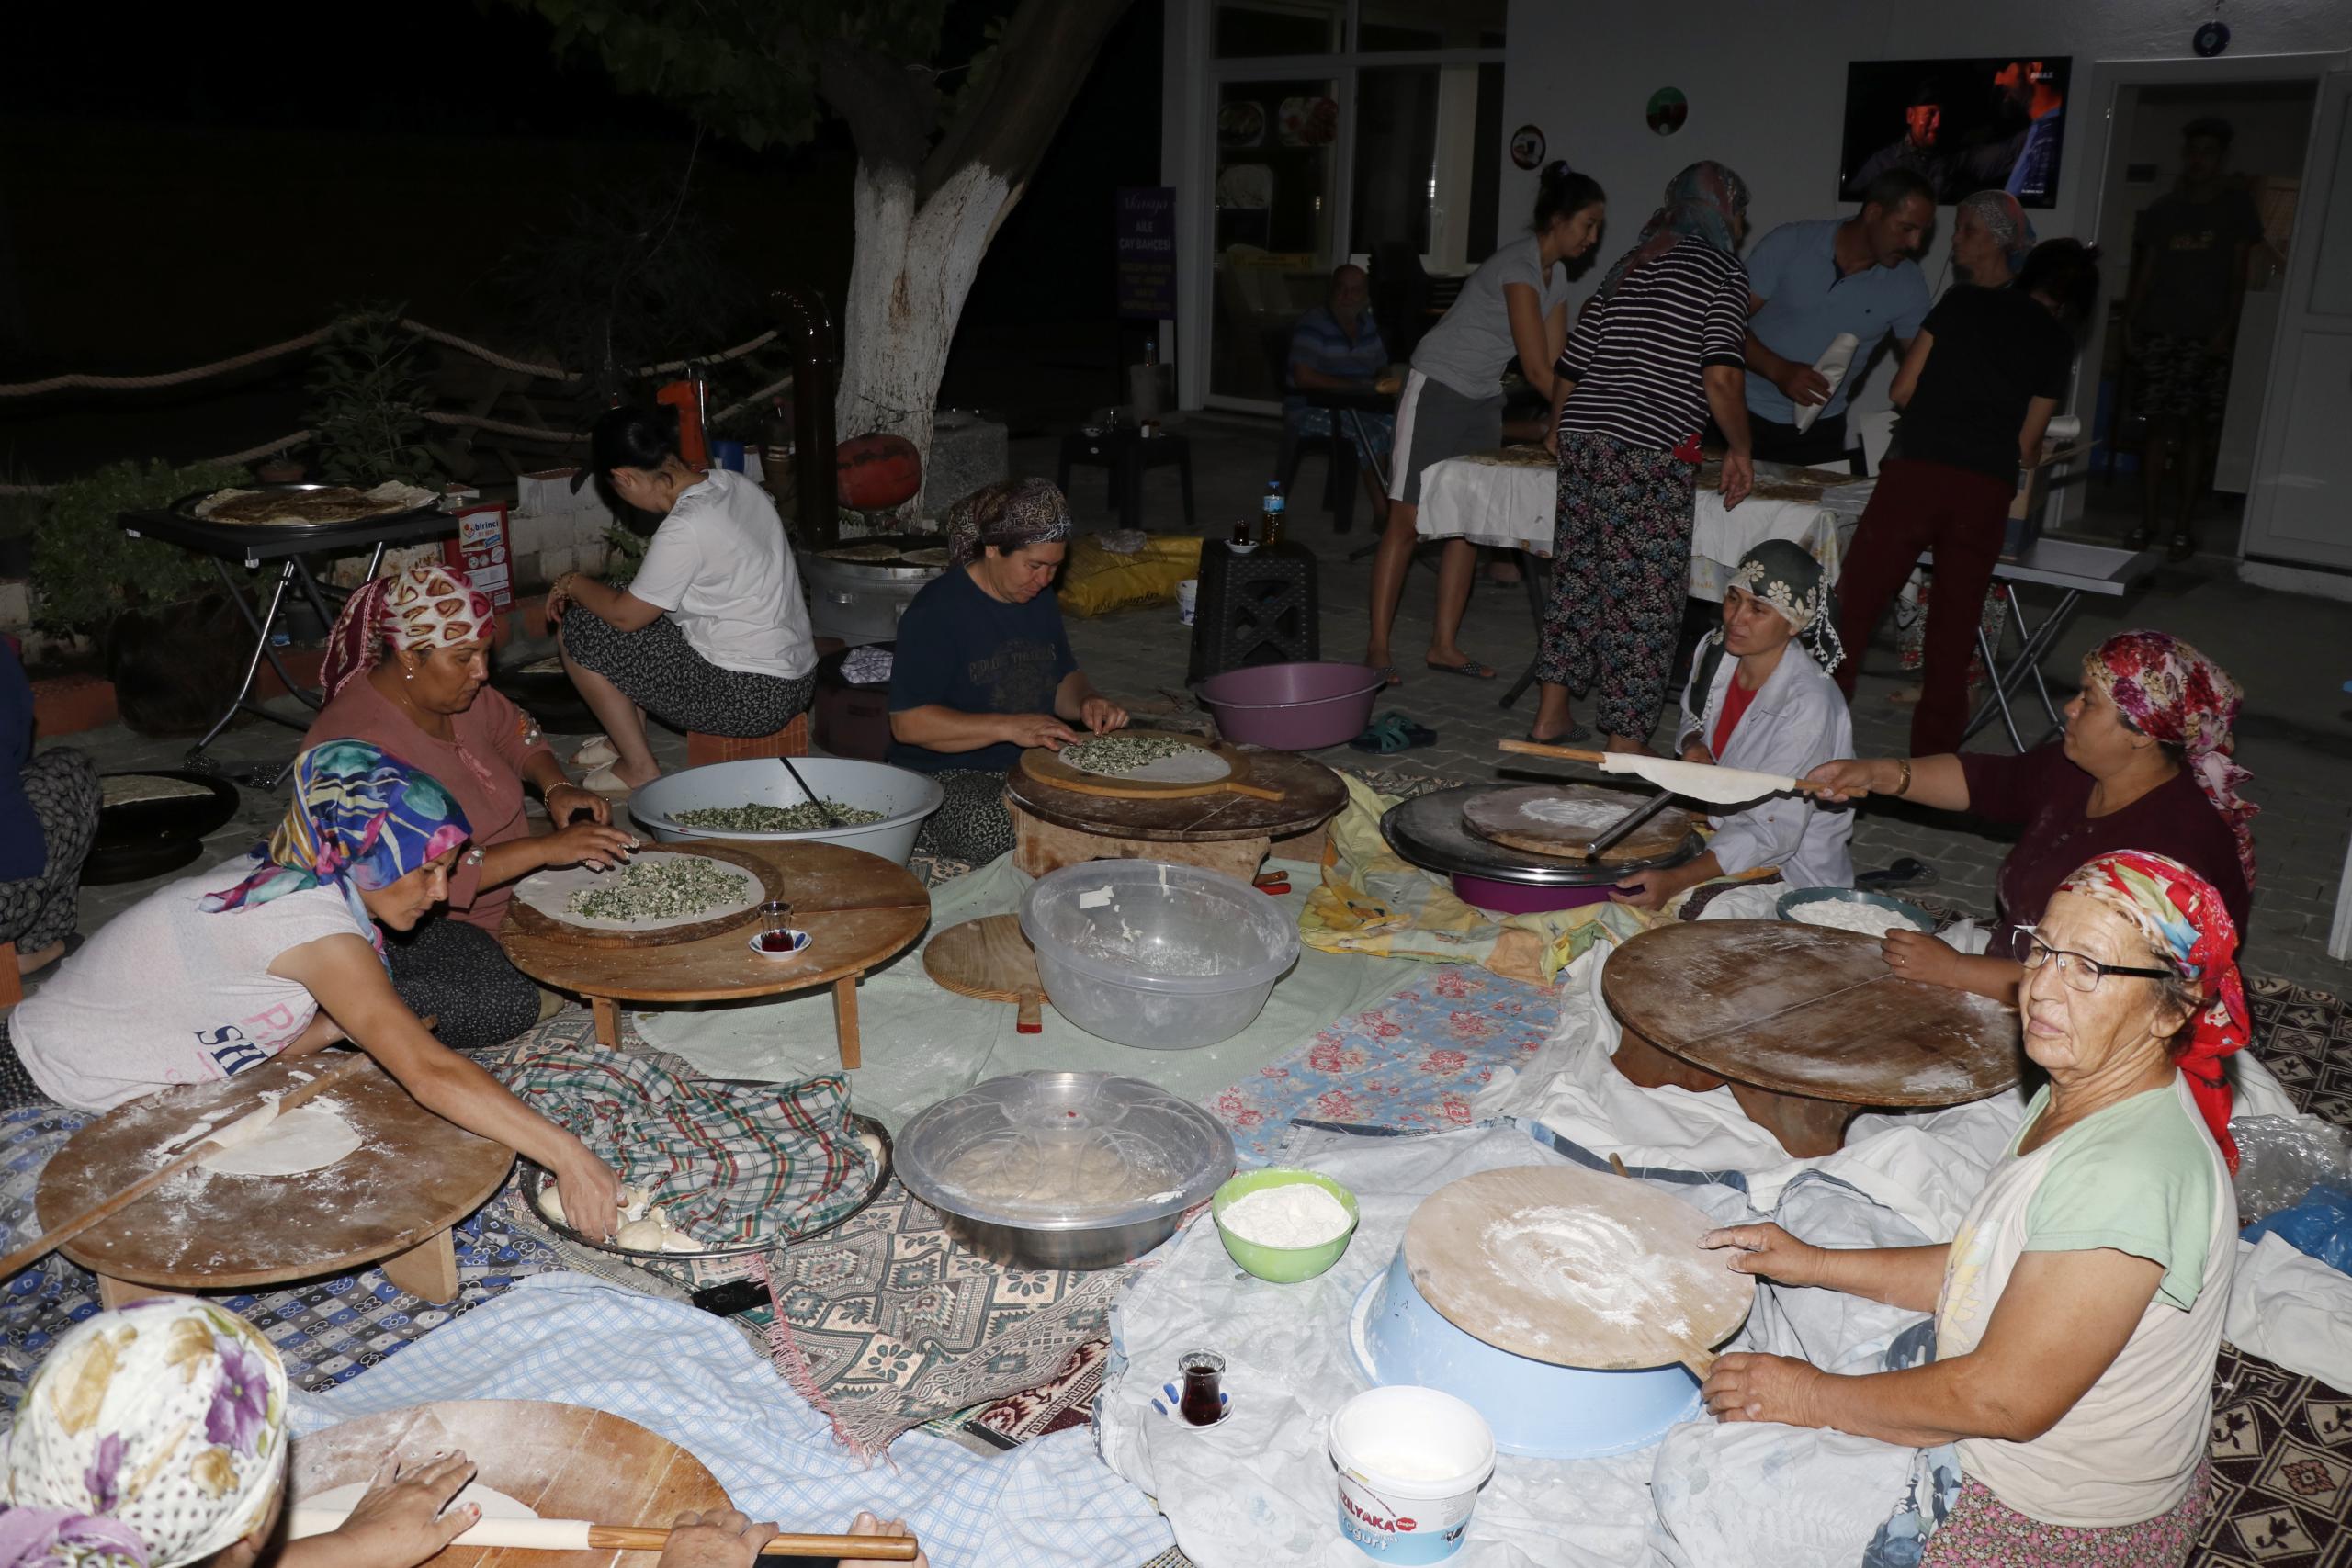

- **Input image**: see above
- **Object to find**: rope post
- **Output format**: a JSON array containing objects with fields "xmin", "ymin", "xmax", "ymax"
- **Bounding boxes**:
[{"xmin": 768, "ymin": 287, "xmax": 838, "ymax": 552}]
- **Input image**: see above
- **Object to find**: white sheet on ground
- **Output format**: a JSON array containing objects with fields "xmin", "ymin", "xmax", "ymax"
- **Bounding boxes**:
[{"xmin": 287, "ymin": 1274, "xmax": 1175, "ymax": 1568}]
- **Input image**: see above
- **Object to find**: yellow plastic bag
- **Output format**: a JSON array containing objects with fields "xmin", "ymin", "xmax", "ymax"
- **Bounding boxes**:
[{"xmin": 1055, "ymin": 535, "xmax": 1204, "ymax": 619}]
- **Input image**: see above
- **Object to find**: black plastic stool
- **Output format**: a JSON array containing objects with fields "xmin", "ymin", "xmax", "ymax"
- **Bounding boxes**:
[{"xmin": 1186, "ymin": 541, "xmax": 1320, "ymax": 682}]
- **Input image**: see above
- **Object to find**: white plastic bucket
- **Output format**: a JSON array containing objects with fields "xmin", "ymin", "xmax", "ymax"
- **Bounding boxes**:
[{"xmin": 1328, "ymin": 1385, "xmax": 1496, "ymax": 1562}]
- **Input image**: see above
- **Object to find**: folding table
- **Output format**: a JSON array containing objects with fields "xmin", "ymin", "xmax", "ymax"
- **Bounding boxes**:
[
  {"xmin": 118, "ymin": 503, "xmax": 460, "ymax": 786},
  {"xmin": 1948, "ymin": 538, "xmax": 2153, "ymax": 751}
]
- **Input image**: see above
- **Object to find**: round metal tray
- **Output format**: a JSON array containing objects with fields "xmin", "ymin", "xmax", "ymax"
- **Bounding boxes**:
[
  {"xmin": 167, "ymin": 483, "xmax": 443, "ymax": 536},
  {"xmin": 519, "ymin": 1111, "xmax": 892, "ymax": 1260},
  {"xmin": 1382, "ymin": 784, "xmax": 1704, "ymax": 889},
  {"xmin": 87, "ymin": 769, "xmax": 242, "ymax": 886}
]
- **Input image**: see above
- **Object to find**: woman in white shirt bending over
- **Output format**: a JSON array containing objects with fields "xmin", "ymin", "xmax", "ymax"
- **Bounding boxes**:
[{"xmin": 550, "ymin": 404, "xmax": 819, "ymax": 791}]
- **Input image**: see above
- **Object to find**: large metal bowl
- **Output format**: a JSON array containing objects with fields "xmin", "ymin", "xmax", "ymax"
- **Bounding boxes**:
[
  {"xmin": 896, "ymin": 1072, "xmax": 1235, "ymax": 1270},
  {"xmin": 627, "ymin": 757, "xmax": 944, "ymax": 867}
]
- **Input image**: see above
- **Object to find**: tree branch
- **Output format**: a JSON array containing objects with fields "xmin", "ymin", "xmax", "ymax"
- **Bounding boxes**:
[
  {"xmin": 818, "ymin": 38, "xmax": 938, "ymax": 175},
  {"xmin": 920, "ymin": 0, "xmax": 1133, "ymax": 200}
]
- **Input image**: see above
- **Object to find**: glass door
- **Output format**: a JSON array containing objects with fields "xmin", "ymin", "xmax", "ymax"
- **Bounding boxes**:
[{"xmin": 1208, "ymin": 75, "xmax": 1342, "ymax": 403}]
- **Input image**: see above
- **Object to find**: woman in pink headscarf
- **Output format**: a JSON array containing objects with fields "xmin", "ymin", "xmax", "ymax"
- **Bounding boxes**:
[
  {"xmin": 1807, "ymin": 629, "xmax": 2253, "ymax": 1004},
  {"xmin": 306, "ymin": 564, "xmax": 636, "ymax": 1047}
]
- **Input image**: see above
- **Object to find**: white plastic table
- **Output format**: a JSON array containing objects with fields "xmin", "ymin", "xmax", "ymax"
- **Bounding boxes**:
[{"xmin": 1929, "ymin": 538, "xmax": 2154, "ymax": 751}]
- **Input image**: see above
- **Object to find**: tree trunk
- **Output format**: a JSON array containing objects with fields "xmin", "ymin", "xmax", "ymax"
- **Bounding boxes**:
[{"xmin": 833, "ymin": 157, "xmax": 1015, "ymax": 521}]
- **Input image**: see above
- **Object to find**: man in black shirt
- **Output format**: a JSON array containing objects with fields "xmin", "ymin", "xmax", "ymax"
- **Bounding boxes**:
[{"xmin": 2124, "ymin": 118, "xmax": 2266, "ymax": 561}]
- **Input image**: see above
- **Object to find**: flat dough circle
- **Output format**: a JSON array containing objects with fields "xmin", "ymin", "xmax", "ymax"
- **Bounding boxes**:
[
  {"xmin": 307, "ymin": 1480, "xmax": 538, "ymax": 1521},
  {"xmin": 198, "ymin": 1107, "xmax": 362, "ymax": 1177},
  {"xmin": 511, "ymin": 851, "xmax": 763, "ymax": 933}
]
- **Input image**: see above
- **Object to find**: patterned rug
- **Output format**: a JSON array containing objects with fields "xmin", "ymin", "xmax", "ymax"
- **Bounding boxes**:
[{"xmin": 923, "ymin": 1337, "xmax": 1111, "ymax": 1455}]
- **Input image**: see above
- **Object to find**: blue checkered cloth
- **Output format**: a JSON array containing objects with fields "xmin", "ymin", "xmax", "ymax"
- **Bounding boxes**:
[{"xmin": 288, "ymin": 1274, "xmax": 1175, "ymax": 1568}]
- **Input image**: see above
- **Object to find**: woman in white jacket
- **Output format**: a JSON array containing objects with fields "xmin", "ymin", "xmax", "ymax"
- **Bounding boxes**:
[{"xmin": 1613, "ymin": 540, "xmax": 1855, "ymax": 908}]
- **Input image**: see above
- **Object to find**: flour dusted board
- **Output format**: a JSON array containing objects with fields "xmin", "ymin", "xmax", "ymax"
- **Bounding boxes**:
[
  {"xmin": 1403, "ymin": 1166, "xmax": 1753, "ymax": 1370},
  {"xmin": 506, "ymin": 845, "xmax": 781, "ymax": 949}
]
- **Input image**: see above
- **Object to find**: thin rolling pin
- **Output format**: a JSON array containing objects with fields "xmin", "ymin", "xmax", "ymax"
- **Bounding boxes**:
[
  {"xmin": 0, "ymin": 1052, "xmax": 375, "ymax": 1283},
  {"xmin": 1495, "ymin": 738, "xmax": 1848, "ymax": 799},
  {"xmin": 287, "ymin": 1508, "xmax": 919, "ymax": 1559}
]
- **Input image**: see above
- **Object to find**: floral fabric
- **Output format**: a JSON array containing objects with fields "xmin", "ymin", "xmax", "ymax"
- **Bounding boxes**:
[
  {"xmin": 2055, "ymin": 850, "xmax": 2249, "ymax": 1171},
  {"xmin": 318, "ymin": 563, "xmax": 496, "ymax": 704},
  {"xmin": 1538, "ymin": 429, "xmax": 1698, "ymax": 740},
  {"xmin": 200, "ymin": 740, "xmax": 470, "ymax": 970},
  {"xmin": 1, "ymin": 1299, "xmax": 289, "ymax": 1568},
  {"xmin": 1597, "ymin": 160, "xmax": 1751, "ymax": 299},
  {"xmin": 1919, "ymin": 1463, "xmax": 2211, "ymax": 1567},
  {"xmin": 2083, "ymin": 631, "xmax": 2256, "ymax": 891},
  {"xmin": 944, "ymin": 479, "xmax": 1074, "ymax": 568}
]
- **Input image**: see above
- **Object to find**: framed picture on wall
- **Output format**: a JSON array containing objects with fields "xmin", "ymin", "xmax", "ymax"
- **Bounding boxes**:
[{"xmin": 1838, "ymin": 57, "xmax": 2072, "ymax": 208}]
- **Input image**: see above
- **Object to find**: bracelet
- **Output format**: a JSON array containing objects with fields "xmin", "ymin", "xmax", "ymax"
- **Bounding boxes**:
[{"xmin": 1894, "ymin": 758, "xmax": 1913, "ymax": 798}]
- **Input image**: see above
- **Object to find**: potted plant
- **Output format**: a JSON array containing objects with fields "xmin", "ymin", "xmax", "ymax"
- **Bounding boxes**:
[
  {"xmin": 31, "ymin": 458, "xmax": 258, "ymax": 735},
  {"xmin": 308, "ymin": 307, "xmax": 441, "ymax": 484}
]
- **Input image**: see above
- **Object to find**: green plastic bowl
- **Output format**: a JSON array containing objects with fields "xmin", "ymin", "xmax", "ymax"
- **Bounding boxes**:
[{"xmin": 1210, "ymin": 1168, "xmax": 1361, "ymax": 1283}]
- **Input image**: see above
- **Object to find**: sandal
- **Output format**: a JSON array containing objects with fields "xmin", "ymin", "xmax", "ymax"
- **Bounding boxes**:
[
  {"xmin": 2123, "ymin": 525, "xmax": 2153, "ymax": 550},
  {"xmin": 1525, "ymin": 718, "xmax": 1590, "ymax": 746},
  {"xmin": 2166, "ymin": 532, "xmax": 2198, "ymax": 563},
  {"xmin": 1348, "ymin": 712, "xmax": 1437, "ymax": 754},
  {"xmin": 571, "ymin": 735, "xmax": 618, "ymax": 769},
  {"xmin": 1424, "ymin": 655, "xmax": 1498, "ymax": 680},
  {"xmin": 580, "ymin": 762, "xmax": 638, "ymax": 798}
]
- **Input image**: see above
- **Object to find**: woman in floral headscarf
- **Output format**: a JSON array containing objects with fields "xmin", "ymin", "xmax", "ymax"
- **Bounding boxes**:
[
  {"xmin": 1697, "ymin": 851, "xmax": 2240, "ymax": 1567},
  {"xmin": 0, "ymin": 1298, "xmax": 813, "ymax": 1568},
  {"xmin": 5, "ymin": 742, "xmax": 624, "ymax": 1238},
  {"xmin": 1532, "ymin": 161, "xmax": 1757, "ymax": 751},
  {"xmin": 308, "ymin": 564, "xmax": 635, "ymax": 1049},
  {"xmin": 1808, "ymin": 630, "xmax": 2253, "ymax": 1004},
  {"xmin": 888, "ymin": 479, "xmax": 1129, "ymax": 864},
  {"xmin": 1613, "ymin": 541, "xmax": 1856, "ymax": 910}
]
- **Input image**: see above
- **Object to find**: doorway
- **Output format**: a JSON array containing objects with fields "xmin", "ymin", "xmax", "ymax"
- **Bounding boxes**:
[{"xmin": 2080, "ymin": 75, "xmax": 2319, "ymax": 560}]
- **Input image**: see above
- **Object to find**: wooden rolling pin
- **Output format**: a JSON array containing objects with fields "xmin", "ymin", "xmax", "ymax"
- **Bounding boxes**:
[
  {"xmin": 286, "ymin": 1508, "xmax": 920, "ymax": 1559},
  {"xmin": 0, "ymin": 1052, "xmax": 376, "ymax": 1284}
]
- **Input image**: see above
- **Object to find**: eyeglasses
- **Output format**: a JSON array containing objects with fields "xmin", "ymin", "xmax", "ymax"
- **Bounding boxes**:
[{"xmin": 2018, "ymin": 930, "xmax": 2175, "ymax": 995}]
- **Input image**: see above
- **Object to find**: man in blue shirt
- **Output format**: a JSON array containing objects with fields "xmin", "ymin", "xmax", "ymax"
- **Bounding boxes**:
[{"xmin": 1736, "ymin": 168, "xmax": 1936, "ymax": 466}]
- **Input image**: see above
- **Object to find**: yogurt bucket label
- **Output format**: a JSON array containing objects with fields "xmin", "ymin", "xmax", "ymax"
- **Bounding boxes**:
[{"xmin": 1329, "ymin": 1387, "xmax": 1494, "ymax": 1563}]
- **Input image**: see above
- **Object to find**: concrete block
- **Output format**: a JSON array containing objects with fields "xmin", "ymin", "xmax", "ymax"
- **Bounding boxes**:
[{"xmin": 538, "ymin": 547, "xmax": 576, "ymax": 584}]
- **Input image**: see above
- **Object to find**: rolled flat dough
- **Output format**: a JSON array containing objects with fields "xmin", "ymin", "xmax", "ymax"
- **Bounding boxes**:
[
  {"xmin": 1596, "ymin": 752, "xmax": 1798, "ymax": 807},
  {"xmin": 291, "ymin": 1481, "xmax": 593, "ymax": 1550},
  {"xmin": 198, "ymin": 1106, "xmax": 361, "ymax": 1177},
  {"xmin": 512, "ymin": 851, "xmax": 763, "ymax": 933}
]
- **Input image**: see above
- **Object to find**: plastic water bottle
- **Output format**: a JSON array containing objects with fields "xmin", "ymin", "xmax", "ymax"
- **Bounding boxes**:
[{"xmin": 1261, "ymin": 480, "xmax": 1285, "ymax": 548}]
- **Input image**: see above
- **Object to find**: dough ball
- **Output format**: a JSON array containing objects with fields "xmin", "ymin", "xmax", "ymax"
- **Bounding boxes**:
[
  {"xmin": 614, "ymin": 1217, "xmax": 673, "ymax": 1251},
  {"xmin": 535, "ymin": 1185, "xmax": 567, "ymax": 1226},
  {"xmin": 856, "ymin": 1130, "xmax": 885, "ymax": 1164},
  {"xmin": 661, "ymin": 1229, "xmax": 704, "ymax": 1254},
  {"xmin": 620, "ymin": 1185, "xmax": 655, "ymax": 1222}
]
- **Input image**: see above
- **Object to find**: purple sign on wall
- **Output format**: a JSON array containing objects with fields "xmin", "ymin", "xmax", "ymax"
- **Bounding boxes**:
[{"xmin": 1115, "ymin": 186, "xmax": 1178, "ymax": 321}]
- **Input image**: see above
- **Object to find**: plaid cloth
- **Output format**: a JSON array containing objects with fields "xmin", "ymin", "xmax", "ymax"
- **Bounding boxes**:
[
  {"xmin": 286, "ymin": 1274, "xmax": 1177, "ymax": 1568},
  {"xmin": 500, "ymin": 1044, "xmax": 876, "ymax": 1246}
]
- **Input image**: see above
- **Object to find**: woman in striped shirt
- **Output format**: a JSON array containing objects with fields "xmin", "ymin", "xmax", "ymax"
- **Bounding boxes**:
[{"xmin": 1532, "ymin": 162, "xmax": 1756, "ymax": 751}]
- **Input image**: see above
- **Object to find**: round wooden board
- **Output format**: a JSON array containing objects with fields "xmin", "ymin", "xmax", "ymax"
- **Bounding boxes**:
[
  {"xmin": 1017, "ymin": 729, "xmax": 1255, "ymax": 800},
  {"xmin": 40, "ymin": 1054, "xmax": 514, "ymax": 1289},
  {"xmin": 1461, "ymin": 784, "xmax": 1694, "ymax": 863},
  {"xmin": 1403, "ymin": 1167, "xmax": 1753, "ymax": 1370},
  {"xmin": 923, "ymin": 914, "xmax": 1042, "ymax": 1003},
  {"xmin": 1602, "ymin": 919, "xmax": 2021, "ymax": 1107},
  {"xmin": 501, "ymin": 840, "xmax": 928, "ymax": 1004},
  {"xmin": 504, "ymin": 842, "xmax": 785, "ymax": 950},
  {"xmin": 291, "ymin": 1399, "xmax": 729, "ymax": 1567},
  {"xmin": 1007, "ymin": 749, "xmax": 1344, "ymax": 841}
]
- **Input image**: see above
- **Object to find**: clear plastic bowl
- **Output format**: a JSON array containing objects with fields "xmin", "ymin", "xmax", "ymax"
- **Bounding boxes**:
[{"xmin": 1018, "ymin": 861, "xmax": 1300, "ymax": 1050}]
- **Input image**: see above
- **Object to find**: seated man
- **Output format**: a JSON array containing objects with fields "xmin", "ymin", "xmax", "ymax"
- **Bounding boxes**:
[{"xmin": 1283, "ymin": 263, "xmax": 1394, "ymax": 524}]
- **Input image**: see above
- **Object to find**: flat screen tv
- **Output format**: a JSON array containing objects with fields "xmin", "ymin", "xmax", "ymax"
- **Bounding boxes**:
[{"xmin": 1838, "ymin": 57, "xmax": 2071, "ymax": 208}]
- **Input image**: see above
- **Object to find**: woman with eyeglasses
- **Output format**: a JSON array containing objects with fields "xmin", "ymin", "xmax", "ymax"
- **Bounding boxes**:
[
  {"xmin": 1695, "ymin": 851, "xmax": 2241, "ymax": 1565},
  {"xmin": 1804, "ymin": 631, "xmax": 2252, "ymax": 1004}
]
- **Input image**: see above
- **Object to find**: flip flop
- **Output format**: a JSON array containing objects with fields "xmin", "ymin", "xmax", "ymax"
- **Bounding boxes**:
[
  {"xmin": 580, "ymin": 762, "xmax": 636, "ymax": 799},
  {"xmin": 1525, "ymin": 719, "xmax": 1589, "ymax": 745},
  {"xmin": 1374, "ymin": 664, "xmax": 1403, "ymax": 689},
  {"xmin": 1857, "ymin": 856, "xmax": 1940, "ymax": 891},
  {"xmin": 1424, "ymin": 656, "xmax": 1498, "ymax": 680},
  {"xmin": 571, "ymin": 735, "xmax": 618, "ymax": 769},
  {"xmin": 1347, "ymin": 713, "xmax": 1437, "ymax": 755}
]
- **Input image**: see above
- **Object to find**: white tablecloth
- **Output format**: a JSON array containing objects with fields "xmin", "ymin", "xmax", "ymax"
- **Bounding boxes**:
[{"xmin": 1416, "ymin": 454, "xmax": 1860, "ymax": 599}]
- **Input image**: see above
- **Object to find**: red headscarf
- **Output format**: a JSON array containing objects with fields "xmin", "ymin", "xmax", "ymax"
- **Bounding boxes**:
[
  {"xmin": 318, "ymin": 563, "xmax": 496, "ymax": 703},
  {"xmin": 2055, "ymin": 850, "xmax": 2249, "ymax": 1172},
  {"xmin": 2083, "ymin": 631, "xmax": 2256, "ymax": 891}
]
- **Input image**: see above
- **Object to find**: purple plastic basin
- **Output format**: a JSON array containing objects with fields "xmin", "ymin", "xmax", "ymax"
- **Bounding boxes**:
[
  {"xmin": 1195, "ymin": 661, "xmax": 1386, "ymax": 750},
  {"xmin": 1451, "ymin": 875, "xmax": 1613, "ymax": 916}
]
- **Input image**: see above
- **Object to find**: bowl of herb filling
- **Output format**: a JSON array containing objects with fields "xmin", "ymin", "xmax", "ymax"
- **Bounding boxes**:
[{"xmin": 628, "ymin": 757, "xmax": 944, "ymax": 866}]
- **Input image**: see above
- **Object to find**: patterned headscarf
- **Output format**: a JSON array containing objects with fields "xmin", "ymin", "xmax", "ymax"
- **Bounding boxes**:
[
  {"xmin": 1597, "ymin": 161, "xmax": 1750, "ymax": 299},
  {"xmin": 2055, "ymin": 851, "xmax": 2249, "ymax": 1172},
  {"xmin": 1956, "ymin": 189, "xmax": 2036, "ymax": 274},
  {"xmin": 943, "ymin": 479, "xmax": 1075, "ymax": 568},
  {"xmin": 201, "ymin": 740, "xmax": 470, "ymax": 967},
  {"xmin": 1690, "ymin": 542, "xmax": 1844, "ymax": 732},
  {"xmin": 317, "ymin": 563, "xmax": 495, "ymax": 704},
  {"xmin": 2082, "ymin": 631, "xmax": 2256, "ymax": 890},
  {"xmin": 1, "ymin": 1299, "xmax": 289, "ymax": 1568}
]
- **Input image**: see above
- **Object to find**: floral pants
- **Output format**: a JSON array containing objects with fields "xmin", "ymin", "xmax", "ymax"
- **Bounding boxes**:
[
  {"xmin": 1536, "ymin": 430, "xmax": 1696, "ymax": 741},
  {"xmin": 1920, "ymin": 1463, "xmax": 2212, "ymax": 1567}
]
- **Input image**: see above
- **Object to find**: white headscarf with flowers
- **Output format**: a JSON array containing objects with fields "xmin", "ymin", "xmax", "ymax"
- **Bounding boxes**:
[{"xmin": 0, "ymin": 1299, "xmax": 288, "ymax": 1568}]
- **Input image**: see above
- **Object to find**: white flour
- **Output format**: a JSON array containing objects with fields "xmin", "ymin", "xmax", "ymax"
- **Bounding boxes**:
[
  {"xmin": 1480, "ymin": 1206, "xmax": 1698, "ymax": 1331},
  {"xmin": 1791, "ymin": 900, "xmax": 1924, "ymax": 937},
  {"xmin": 1220, "ymin": 1183, "xmax": 1351, "ymax": 1247},
  {"xmin": 1516, "ymin": 798, "xmax": 1625, "ymax": 831}
]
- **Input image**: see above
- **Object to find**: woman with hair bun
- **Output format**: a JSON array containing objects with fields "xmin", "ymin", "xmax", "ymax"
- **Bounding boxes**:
[
  {"xmin": 1363, "ymin": 161, "xmax": 1607, "ymax": 689},
  {"xmin": 549, "ymin": 404, "xmax": 818, "ymax": 791}
]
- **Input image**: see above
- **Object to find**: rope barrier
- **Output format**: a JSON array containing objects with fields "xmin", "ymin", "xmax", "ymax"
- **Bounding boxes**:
[
  {"xmin": 0, "ymin": 321, "xmax": 784, "ymax": 400},
  {"xmin": 0, "ymin": 432, "xmax": 314, "ymax": 495}
]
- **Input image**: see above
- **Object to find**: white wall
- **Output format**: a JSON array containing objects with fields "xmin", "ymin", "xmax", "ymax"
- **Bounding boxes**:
[{"xmin": 1499, "ymin": 0, "xmax": 2350, "ymax": 423}]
